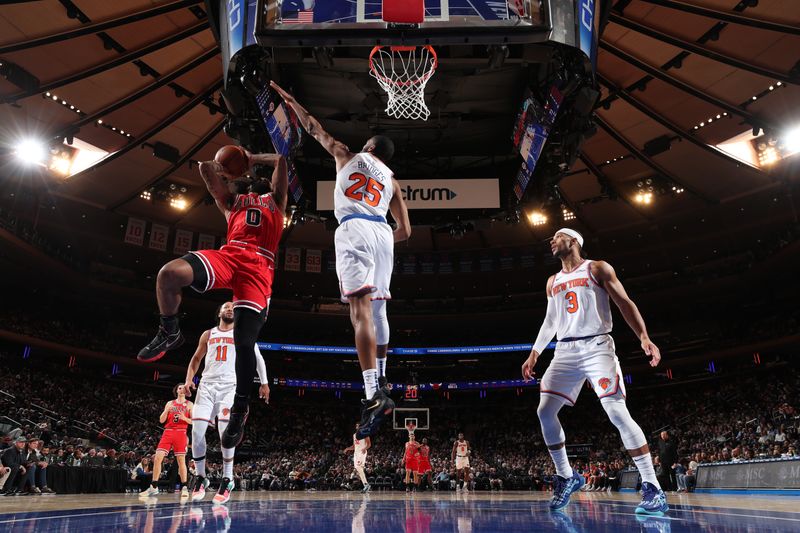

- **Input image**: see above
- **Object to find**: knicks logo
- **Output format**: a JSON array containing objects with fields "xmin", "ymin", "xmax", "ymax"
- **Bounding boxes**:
[
  {"xmin": 222, "ymin": 408, "xmax": 230, "ymax": 416},
  {"xmin": 598, "ymin": 377, "xmax": 612, "ymax": 391}
]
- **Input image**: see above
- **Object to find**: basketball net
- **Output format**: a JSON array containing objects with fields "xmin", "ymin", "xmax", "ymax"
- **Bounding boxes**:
[
  {"xmin": 369, "ymin": 45, "xmax": 438, "ymax": 121},
  {"xmin": 405, "ymin": 421, "xmax": 417, "ymax": 438}
]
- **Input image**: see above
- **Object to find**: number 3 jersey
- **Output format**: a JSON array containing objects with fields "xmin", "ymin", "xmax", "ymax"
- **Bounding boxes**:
[
  {"xmin": 334, "ymin": 153, "xmax": 394, "ymax": 223},
  {"xmin": 550, "ymin": 260, "xmax": 613, "ymax": 340}
]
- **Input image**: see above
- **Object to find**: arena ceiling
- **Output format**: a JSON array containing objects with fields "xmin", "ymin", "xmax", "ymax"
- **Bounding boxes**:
[{"xmin": 0, "ymin": 0, "xmax": 798, "ymax": 250}]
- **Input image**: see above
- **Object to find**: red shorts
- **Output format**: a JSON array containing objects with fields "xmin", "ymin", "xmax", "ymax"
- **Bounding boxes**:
[
  {"xmin": 190, "ymin": 243, "xmax": 275, "ymax": 314},
  {"xmin": 405, "ymin": 458, "xmax": 419, "ymax": 471},
  {"xmin": 417, "ymin": 459, "xmax": 432, "ymax": 473},
  {"xmin": 157, "ymin": 429, "xmax": 188, "ymax": 455}
]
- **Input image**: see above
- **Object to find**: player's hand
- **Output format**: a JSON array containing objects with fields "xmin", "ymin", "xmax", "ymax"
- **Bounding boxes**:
[
  {"xmin": 269, "ymin": 81, "xmax": 294, "ymax": 103},
  {"xmin": 641, "ymin": 337, "xmax": 661, "ymax": 367},
  {"xmin": 522, "ymin": 350, "xmax": 540, "ymax": 381},
  {"xmin": 183, "ymin": 381, "xmax": 195, "ymax": 398},
  {"xmin": 258, "ymin": 384, "xmax": 270, "ymax": 404}
]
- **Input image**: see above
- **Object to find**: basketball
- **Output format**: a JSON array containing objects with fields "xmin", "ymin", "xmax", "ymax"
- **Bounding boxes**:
[{"xmin": 214, "ymin": 145, "xmax": 249, "ymax": 177}]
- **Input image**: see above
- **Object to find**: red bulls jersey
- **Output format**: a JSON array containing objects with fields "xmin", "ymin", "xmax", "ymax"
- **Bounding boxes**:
[
  {"xmin": 227, "ymin": 193, "xmax": 283, "ymax": 261},
  {"xmin": 165, "ymin": 400, "xmax": 191, "ymax": 430}
]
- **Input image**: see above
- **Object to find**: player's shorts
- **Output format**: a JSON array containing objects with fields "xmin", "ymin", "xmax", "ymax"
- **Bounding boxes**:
[
  {"xmin": 334, "ymin": 217, "xmax": 393, "ymax": 302},
  {"xmin": 157, "ymin": 428, "xmax": 188, "ymax": 455},
  {"xmin": 192, "ymin": 380, "xmax": 236, "ymax": 423},
  {"xmin": 540, "ymin": 334, "xmax": 626, "ymax": 406},
  {"xmin": 354, "ymin": 452, "xmax": 367, "ymax": 469},
  {"xmin": 455, "ymin": 456, "xmax": 470, "ymax": 470},
  {"xmin": 405, "ymin": 458, "xmax": 419, "ymax": 472},
  {"xmin": 417, "ymin": 459, "xmax": 432, "ymax": 474},
  {"xmin": 187, "ymin": 241, "xmax": 275, "ymax": 315}
]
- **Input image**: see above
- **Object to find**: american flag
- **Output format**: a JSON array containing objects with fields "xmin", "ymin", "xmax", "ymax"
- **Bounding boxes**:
[{"xmin": 282, "ymin": 9, "xmax": 314, "ymax": 24}]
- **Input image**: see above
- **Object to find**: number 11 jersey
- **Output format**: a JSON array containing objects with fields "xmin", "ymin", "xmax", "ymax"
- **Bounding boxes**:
[
  {"xmin": 334, "ymin": 153, "xmax": 395, "ymax": 223},
  {"xmin": 203, "ymin": 327, "xmax": 236, "ymax": 384}
]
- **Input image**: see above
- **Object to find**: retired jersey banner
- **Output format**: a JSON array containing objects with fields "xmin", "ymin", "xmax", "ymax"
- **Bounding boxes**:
[
  {"xmin": 148, "ymin": 223, "xmax": 169, "ymax": 251},
  {"xmin": 316, "ymin": 179, "xmax": 499, "ymax": 210},
  {"xmin": 124, "ymin": 217, "xmax": 146, "ymax": 246},
  {"xmin": 305, "ymin": 249, "xmax": 322, "ymax": 273},
  {"xmin": 197, "ymin": 233, "xmax": 216, "ymax": 250},
  {"xmin": 285, "ymin": 247, "xmax": 301, "ymax": 271},
  {"xmin": 173, "ymin": 229, "xmax": 193, "ymax": 255}
]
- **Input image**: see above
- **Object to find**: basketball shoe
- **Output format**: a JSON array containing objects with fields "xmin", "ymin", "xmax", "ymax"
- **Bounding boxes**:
[
  {"xmin": 549, "ymin": 471, "xmax": 584, "ymax": 511},
  {"xmin": 221, "ymin": 398, "xmax": 249, "ymax": 449},
  {"xmin": 361, "ymin": 483, "xmax": 371, "ymax": 493},
  {"xmin": 139, "ymin": 486, "xmax": 159, "ymax": 498},
  {"xmin": 356, "ymin": 389, "xmax": 394, "ymax": 439},
  {"xmin": 137, "ymin": 326, "xmax": 184, "ymax": 362},
  {"xmin": 192, "ymin": 476, "xmax": 210, "ymax": 501},
  {"xmin": 635, "ymin": 482, "xmax": 669, "ymax": 516},
  {"xmin": 214, "ymin": 478, "xmax": 234, "ymax": 505}
]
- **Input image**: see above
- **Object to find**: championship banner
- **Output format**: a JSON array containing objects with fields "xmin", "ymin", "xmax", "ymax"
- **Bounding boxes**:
[
  {"xmin": 148, "ymin": 223, "xmax": 169, "ymax": 251},
  {"xmin": 285, "ymin": 247, "xmax": 301, "ymax": 271},
  {"xmin": 124, "ymin": 217, "xmax": 146, "ymax": 246},
  {"xmin": 197, "ymin": 233, "xmax": 216, "ymax": 250},
  {"xmin": 316, "ymin": 179, "xmax": 500, "ymax": 210},
  {"xmin": 305, "ymin": 249, "xmax": 321, "ymax": 273},
  {"xmin": 173, "ymin": 229, "xmax": 193, "ymax": 255}
]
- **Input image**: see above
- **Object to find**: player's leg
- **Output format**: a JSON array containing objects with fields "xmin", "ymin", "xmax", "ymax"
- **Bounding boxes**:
[
  {"xmin": 143, "ymin": 449, "xmax": 167, "ymax": 497},
  {"xmin": 215, "ymin": 385, "xmax": 236, "ymax": 504},
  {"xmin": 373, "ymin": 300, "xmax": 389, "ymax": 381},
  {"xmin": 463, "ymin": 467, "xmax": 470, "ymax": 492},
  {"xmin": 191, "ymin": 383, "xmax": 215, "ymax": 500},
  {"xmin": 372, "ymin": 230, "xmax": 393, "ymax": 384},
  {"xmin": 176, "ymin": 454, "xmax": 189, "ymax": 497}
]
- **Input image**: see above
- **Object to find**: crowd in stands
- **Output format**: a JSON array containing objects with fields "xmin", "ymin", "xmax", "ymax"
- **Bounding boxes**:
[{"xmin": 2, "ymin": 347, "xmax": 798, "ymax": 495}]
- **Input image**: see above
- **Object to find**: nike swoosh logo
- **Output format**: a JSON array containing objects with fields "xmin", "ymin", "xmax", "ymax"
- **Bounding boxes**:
[{"xmin": 596, "ymin": 340, "xmax": 607, "ymax": 345}]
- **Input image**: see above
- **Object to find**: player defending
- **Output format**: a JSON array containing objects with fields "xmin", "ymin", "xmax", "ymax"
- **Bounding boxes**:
[
  {"xmin": 270, "ymin": 80, "xmax": 411, "ymax": 438},
  {"xmin": 452, "ymin": 433, "xmax": 471, "ymax": 493},
  {"xmin": 137, "ymin": 149, "xmax": 287, "ymax": 451},
  {"xmin": 417, "ymin": 438, "xmax": 434, "ymax": 490},
  {"xmin": 183, "ymin": 301, "xmax": 270, "ymax": 504},
  {"xmin": 521, "ymin": 228, "xmax": 668, "ymax": 515},
  {"xmin": 343, "ymin": 423, "xmax": 372, "ymax": 493},
  {"xmin": 140, "ymin": 384, "xmax": 193, "ymax": 499}
]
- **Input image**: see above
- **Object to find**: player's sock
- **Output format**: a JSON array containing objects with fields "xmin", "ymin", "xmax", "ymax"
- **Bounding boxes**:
[
  {"xmin": 632, "ymin": 453, "xmax": 661, "ymax": 489},
  {"xmin": 548, "ymin": 447, "xmax": 574, "ymax": 479},
  {"xmin": 160, "ymin": 314, "xmax": 179, "ymax": 334},
  {"xmin": 151, "ymin": 481, "xmax": 158, "ymax": 489},
  {"xmin": 362, "ymin": 368, "xmax": 378, "ymax": 399},
  {"xmin": 376, "ymin": 357, "xmax": 387, "ymax": 379},
  {"xmin": 222, "ymin": 449, "xmax": 235, "ymax": 479},
  {"xmin": 195, "ymin": 457, "xmax": 206, "ymax": 478}
]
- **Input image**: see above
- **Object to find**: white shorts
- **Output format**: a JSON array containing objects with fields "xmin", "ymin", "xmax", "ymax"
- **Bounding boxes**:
[
  {"xmin": 192, "ymin": 380, "xmax": 236, "ymax": 423},
  {"xmin": 335, "ymin": 217, "xmax": 393, "ymax": 303},
  {"xmin": 354, "ymin": 452, "xmax": 367, "ymax": 469},
  {"xmin": 540, "ymin": 334, "xmax": 626, "ymax": 406},
  {"xmin": 455, "ymin": 456, "xmax": 470, "ymax": 470}
]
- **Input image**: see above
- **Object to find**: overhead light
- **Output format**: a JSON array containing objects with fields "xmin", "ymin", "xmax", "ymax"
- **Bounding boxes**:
[
  {"xmin": 49, "ymin": 156, "xmax": 72, "ymax": 175},
  {"xmin": 527, "ymin": 211, "xmax": 547, "ymax": 226},
  {"xmin": 561, "ymin": 207, "xmax": 576, "ymax": 221},
  {"xmin": 97, "ymin": 119, "xmax": 103, "ymax": 124},
  {"xmin": 140, "ymin": 191, "xmax": 152, "ymax": 200},
  {"xmin": 635, "ymin": 192, "xmax": 653, "ymax": 205},
  {"xmin": 170, "ymin": 197, "xmax": 187, "ymax": 210},
  {"xmin": 783, "ymin": 125, "xmax": 800, "ymax": 154},
  {"xmin": 14, "ymin": 139, "xmax": 47, "ymax": 165}
]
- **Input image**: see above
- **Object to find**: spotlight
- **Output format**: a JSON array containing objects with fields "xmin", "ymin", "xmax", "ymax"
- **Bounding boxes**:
[
  {"xmin": 526, "ymin": 211, "xmax": 547, "ymax": 226},
  {"xmin": 14, "ymin": 139, "xmax": 47, "ymax": 165},
  {"xmin": 561, "ymin": 206, "xmax": 576, "ymax": 221},
  {"xmin": 170, "ymin": 197, "xmax": 187, "ymax": 210},
  {"xmin": 140, "ymin": 191, "xmax": 152, "ymax": 200},
  {"xmin": 783, "ymin": 126, "xmax": 800, "ymax": 154},
  {"xmin": 635, "ymin": 192, "xmax": 654, "ymax": 205}
]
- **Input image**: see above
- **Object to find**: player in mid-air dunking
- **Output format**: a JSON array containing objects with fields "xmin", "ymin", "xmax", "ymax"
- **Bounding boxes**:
[
  {"xmin": 403, "ymin": 433, "xmax": 420, "ymax": 492},
  {"xmin": 137, "ymin": 149, "xmax": 287, "ymax": 451},
  {"xmin": 270, "ymin": 81, "xmax": 411, "ymax": 438},
  {"xmin": 140, "ymin": 384, "xmax": 193, "ymax": 499},
  {"xmin": 183, "ymin": 301, "xmax": 270, "ymax": 504},
  {"xmin": 343, "ymin": 423, "xmax": 372, "ymax": 493},
  {"xmin": 521, "ymin": 228, "xmax": 668, "ymax": 515},
  {"xmin": 416, "ymin": 438, "xmax": 434, "ymax": 490},
  {"xmin": 452, "ymin": 433, "xmax": 471, "ymax": 493}
]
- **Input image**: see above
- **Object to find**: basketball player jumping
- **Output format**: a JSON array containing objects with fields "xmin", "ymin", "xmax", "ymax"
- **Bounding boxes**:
[
  {"xmin": 140, "ymin": 384, "xmax": 193, "ymax": 499},
  {"xmin": 342, "ymin": 423, "xmax": 372, "ymax": 493},
  {"xmin": 270, "ymin": 80, "xmax": 411, "ymax": 438},
  {"xmin": 183, "ymin": 301, "xmax": 270, "ymax": 504},
  {"xmin": 452, "ymin": 433, "xmax": 471, "ymax": 493},
  {"xmin": 521, "ymin": 228, "xmax": 668, "ymax": 515},
  {"xmin": 138, "ymin": 150, "xmax": 287, "ymax": 451}
]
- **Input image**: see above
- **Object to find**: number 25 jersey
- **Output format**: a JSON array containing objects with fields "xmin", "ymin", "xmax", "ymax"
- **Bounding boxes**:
[{"xmin": 334, "ymin": 153, "xmax": 394, "ymax": 223}]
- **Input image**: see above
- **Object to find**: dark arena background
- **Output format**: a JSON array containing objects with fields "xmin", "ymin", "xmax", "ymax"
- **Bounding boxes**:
[{"xmin": 0, "ymin": 0, "xmax": 799, "ymax": 531}]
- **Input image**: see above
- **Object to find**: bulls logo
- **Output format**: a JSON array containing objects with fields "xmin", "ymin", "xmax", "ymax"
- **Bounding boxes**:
[
  {"xmin": 222, "ymin": 408, "xmax": 230, "ymax": 416},
  {"xmin": 598, "ymin": 377, "xmax": 612, "ymax": 391}
]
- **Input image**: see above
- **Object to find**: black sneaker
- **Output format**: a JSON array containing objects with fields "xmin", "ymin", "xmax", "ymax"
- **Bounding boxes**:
[
  {"xmin": 356, "ymin": 388, "xmax": 395, "ymax": 439},
  {"xmin": 137, "ymin": 326, "xmax": 184, "ymax": 362},
  {"xmin": 221, "ymin": 404, "xmax": 249, "ymax": 449}
]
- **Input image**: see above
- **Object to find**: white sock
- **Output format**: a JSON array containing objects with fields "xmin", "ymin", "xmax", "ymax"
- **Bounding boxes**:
[
  {"xmin": 549, "ymin": 447, "xmax": 573, "ymax": 479},
  {"xmin": 376, "ymin": 357, "xmax": 387, "ymax": 378},
  {"xmin": 195, "ymin": 458, "xmax": 206, "ymax": 478},
  {"xmin": 221, "ymin": 448, "xmax": 235, "ymax": 479},
  {"xmin": 362, "ymin": 368, "xmax": 378, "ymax": 399},
  {"xmin": 633, "ymin": 453, "xmax": 661, "ymax": 489}
]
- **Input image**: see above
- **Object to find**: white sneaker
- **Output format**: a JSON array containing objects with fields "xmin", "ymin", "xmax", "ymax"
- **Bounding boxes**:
[
  {"xmin": 139, "ymin": 486, "xmax": 159, "ymax": 498},
  {"xmin": 180, "ymin": 486, "xmax": 190, "ymax": 498}
]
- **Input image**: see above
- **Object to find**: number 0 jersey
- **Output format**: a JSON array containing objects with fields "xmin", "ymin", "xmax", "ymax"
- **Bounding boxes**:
[
  {"xmin": 334, "ymin": 153, "xmax": 394, "ymax": 223},
  {"xmin": 202, "ymin": 327, "xmax": 237, "ymax": 384},
  {"xmin": 226, "ymin": 192, "xmax": 283, "ymax": 261},
  {"xmin": 550, "ymin": 260, "xmax": 613, "ymax": 340}
]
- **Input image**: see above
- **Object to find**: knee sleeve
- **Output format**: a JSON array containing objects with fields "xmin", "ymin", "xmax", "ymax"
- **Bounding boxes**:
[
  {"xmin": 192, "ymin": 420, "xmax": 209, "ymax": 458},
  {"xmin": 372, "ymin": 300, "xmax": 390, "ymax": 346},
  {"xmin": 601, "ymin": 399, "xmax": 647, "ymax": 450},
  {"xmin": 233, "ymin": 307, "xmax": 264, "ymax": 398},
  {"xmin": 537, "ymin": 395, "xmax": 566, "ymax": 446}
]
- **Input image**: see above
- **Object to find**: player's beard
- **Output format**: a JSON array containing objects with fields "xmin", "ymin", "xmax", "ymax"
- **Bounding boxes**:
[{"xmin": 221, "ymin": 314, "xmax": 234, "ymax": 324}]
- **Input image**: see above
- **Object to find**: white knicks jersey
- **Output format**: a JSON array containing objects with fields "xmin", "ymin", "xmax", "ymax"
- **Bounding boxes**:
[
  {"xmin": 353, "ymin": 434, "xmax": 368, "ymax": 456},
  {"xmin": 334, "ymin": 152, "xmax": 394, "ymax": 223},
  {"xmin": 202, "ymin": 327, "xmax": 237, "ymax": 383},
  {"xmin": 550, "ymin": 260, "xmax": 613, "ymax": 341}
]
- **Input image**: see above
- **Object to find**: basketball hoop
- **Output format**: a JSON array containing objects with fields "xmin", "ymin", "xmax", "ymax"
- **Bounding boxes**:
[
  {"xmin": 369, "ymin": 45, "xmax": 438, "ymax": 121},
  {"xmin": 405, "ymin": 419, "xmax": 418, "ymax": 437}
]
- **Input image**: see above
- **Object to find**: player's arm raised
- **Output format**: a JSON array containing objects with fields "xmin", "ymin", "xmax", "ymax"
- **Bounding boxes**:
[
  {"xmin": 181, "ymin": 402, "xmax": 194, "ymax": 425},
  {"xmin": 198, "ymin": 160, "xmax": 234, "ymax": 217},
  {"xmin": 184, "ymin": 330, "xmax": 209, "ymax": 397},
  {"xmin": 248, "ymin": 152, "xmax": 288, "ymax": 213},
  {"xmin": 388, "ymin": 177, "xmax": 411, "ymax": 242},
  {"xmin": 522, "ymin": 275, "xmax": 557, "ymax": 380},
  {"xmin": 159, "ymin": 401, "xmax": 172, "ymax": 424},
  {"xmin": 592, "ymin": 261, "xmax": 661, "ymax": 367},
  {"xmin": 269, "ymin": 81, "xmax": 353, "ymax": 170}
]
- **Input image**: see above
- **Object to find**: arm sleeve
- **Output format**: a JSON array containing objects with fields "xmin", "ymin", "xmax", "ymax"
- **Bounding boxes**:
[
  {"xmin": 254, "ymin": 344, "xmax": 268, "ymax": 383},
  {"xmin": 532, "ymin": 296, "xmax": 558, "ymax": 354}
]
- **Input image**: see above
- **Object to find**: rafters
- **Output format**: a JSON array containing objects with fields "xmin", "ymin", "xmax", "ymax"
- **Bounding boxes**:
[{"xmin": 637, "ymin": 0, "xmax": 800, "ymax": 36}]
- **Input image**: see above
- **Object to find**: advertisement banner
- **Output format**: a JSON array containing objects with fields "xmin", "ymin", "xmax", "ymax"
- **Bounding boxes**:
[
  {"xmin": 124, "ymin": 217, "xmax": 146, "ymax": 246},
  {"xmin": 148, "ymin": 223, "xmax": 169, "ymax": 251},
  {"xmin": 173, "ymin": 229, "xmax": 193, "ymax": 255},
  {"xmin": 305, "ymin": 249, "xmax": 321, "ymax": 273},
  {"xmin": 285, "ymin": 247, "xmax": 301, "ymax": 272},
  {"xmin": 316, "ymin": 179, "xmax": 499, "ymax": 210},
  {"xmin": 696, "ymin": 459, "xmax": 800, "ymax": 489}
]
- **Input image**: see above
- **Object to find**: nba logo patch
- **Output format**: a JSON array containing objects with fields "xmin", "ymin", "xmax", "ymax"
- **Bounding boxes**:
[
  {"xmin": 222, "ymin": 408, "xmax": 230, "ymax": 416},
  {"xmin": 598, "ymin": 377, "xmax": 612, "ymax": 391}
]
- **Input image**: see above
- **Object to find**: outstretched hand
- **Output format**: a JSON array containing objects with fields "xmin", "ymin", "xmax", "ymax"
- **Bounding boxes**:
[
  {"xmin": 270, "ymin": 80, "xmax": 294, "ymax": 103},
  {"xmin": 642, "ymin": 338, "xmax": 661, "ymax": 367}
]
